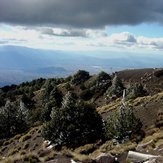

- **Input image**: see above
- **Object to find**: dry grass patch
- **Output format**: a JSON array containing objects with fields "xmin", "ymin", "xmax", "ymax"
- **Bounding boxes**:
[
  {"xmin": 71, "ymin": 152, "xmax": 90, "ymax": 162},
  {"xmin": 10, "ymin": 134, "xmax": 22, "ymax": 142},
  {"xmin": 98, "ymin": 140, "xmax": 113, "ymax": 153},
  {"xmin": 8, "ymin": 148, "xmax": 19, "ymax": 156},
  {"xmin": 97, "ymin": 99, "xmax": 121, "ymax": 114},
  {"xmin": 109, "ymin": 142, "xmax": 137, "ymax": 155},
  {"xmin": 141, "ymin": 130, "xmax": 163, "ymax": 144},
  {"xmin": 19, "ymin": 133, "xmax": 32, "ymax": 142},
  {"xmin": 22, "ymin": 153, "xmax": 41, "ymax": 162},
  {"xmin": 133, "ymin": 92, "xmax": 163, "ymax": 107},
  {"xmin": 89, "ymin": 140, "xmax": 113, "ymax": 159},
  {"xmin": 23, "ymin": 142, "xmax": 29, "ymax": 150},
  {"xmin": 145, "ymin": 128, "xmax": 160, "ymax": 136},
  {"xmin": 0, "ymin": 146, "xmax": 7, "ymax": 152},
  {"xmin": 37, "ymin": 149, "xmax": 52, "ymax": 158},
  {"xmin": 29, "ymin": 126, "xmax": 42, "ymax": 135},
  {"xmin": 43, "ymin": 152, "xmax": 58, "ymax": 162},
  {"xmin": 132, "ymin": 96, "xmax": 147, "ymax": 106},
  {"xmin": 20, "ymin": 150, "xmax": 26, "ymax": 155},
  {"xmin": 138, "ymin": 130, "xmax": 163, "ymax": 150},
  {"xmin": 3, "ymin": 140, "xmax": 10, "ymax": 146},
  {"xmin": 74, "ymin": 144, "xmax": 96, "ymax": 155}
]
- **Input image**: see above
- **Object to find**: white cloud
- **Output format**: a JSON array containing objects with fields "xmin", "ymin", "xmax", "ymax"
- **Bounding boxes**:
[
  {"xmin": 110, "ymin": 32, "xmax": 136, "ymax": 43},
  {"xmin": 1, "ymin": 24, "xmax": 163, "ymax": 52},
  {"xmin": 137, "ymin": 36, "xmax": 163, "ymax": 50}
]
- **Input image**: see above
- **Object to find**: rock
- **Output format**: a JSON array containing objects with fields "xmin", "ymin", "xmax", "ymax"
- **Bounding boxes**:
[
  {"xmin": 45, "ymin": 157, "xmax": 71, "ymax": 163},
  {"xmin": 95, "ymin": 153, "xmax": 115, "ymax": 163},
  {"xmin": 155, "ymin": 109, "xmax": 163, "ymax": 127},
  {"xmin": 126, "ymin": 151, "xmax": 162, "ymax": 163},
  {"xmin": 144, "ymin": 157, "xmax": 163, "ymax": 163}
]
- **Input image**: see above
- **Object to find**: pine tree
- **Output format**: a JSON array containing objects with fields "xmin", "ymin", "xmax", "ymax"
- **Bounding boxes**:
[
  {"xmin": 0, "ymin": 100, "xmax": 29, "ymax": 139},
  {"xmin": 106, "ymin": 95, "xmax": 142, "ymax": 141},
  {"xmin": 42, "ymin": 92, "xmax": 103, "ymax": 148},
  {"xmin": 106, "ymin": 74, "xmax": 124, "ymax": 98},
  {"xmin": 41, "ymin": 86, "xmax": 62, "ymax": 122}
]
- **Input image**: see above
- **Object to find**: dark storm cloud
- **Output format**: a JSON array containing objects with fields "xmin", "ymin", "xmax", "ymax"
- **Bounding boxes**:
[
  {"xmin": 0, "ymin": 0, "xmax": 163, "ymax": 28},
  {"xmin": 41, "ymin": 28, "xmax": 88, "ymax": 37}
]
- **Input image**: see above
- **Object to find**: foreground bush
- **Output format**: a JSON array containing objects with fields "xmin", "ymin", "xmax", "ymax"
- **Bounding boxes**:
[
  {"xmin": 0, "ymin": 101, "xmax": 29, "ymax": 139},
  {"xmin": 42, "ymin": 92, "xmax": 103, "ymax": 148},
  {"xmin": 106, "ymin": 103, "xmax": 142, "ymax": 141}
]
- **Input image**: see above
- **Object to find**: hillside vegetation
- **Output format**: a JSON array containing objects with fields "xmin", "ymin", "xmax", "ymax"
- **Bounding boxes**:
[{"xmin": 0, "ymin": 69, "xmax": 163, "ymax": 162}]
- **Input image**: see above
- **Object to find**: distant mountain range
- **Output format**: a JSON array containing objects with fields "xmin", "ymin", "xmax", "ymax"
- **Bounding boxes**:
[{"xmin": 0, "ymin": 45, "xmax": 163, "ymax": 86}]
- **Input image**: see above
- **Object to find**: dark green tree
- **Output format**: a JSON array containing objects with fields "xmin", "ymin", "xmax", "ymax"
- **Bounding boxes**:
[
  {"xmin": 95, "ymin": 71, "xmax": 112, "ymax": 92},
  {"xmin": 42, "ymin": 92, "xmax": 103, "ymax": 148},
  {"xmin": 0, "ymin": 100, "xmax": 29, "ymax": 139},
  {"xmin": 105, "ymin": 103, "xmax": 142, "ymax": 141},
  {"xmin": 106, "ymin": 74, "xmax": 124, "ymax": 98},
  {"xmin": 96, "ymin": 71, "xmax": 111, "ymax": 82},
  {"xmin": 41, "ymin": 86, "xmax": 62, "ymax": 122},
  {"xmin": 0, "ymin": 89, "xmax": 5, "ymax": 107},
  {"xmin": 71, "ymin": 70, "xmax": 90, "ymax": 85},
  {"xmin": 126, "ymin": 83, "xmax": 148, "ymax": 99}
]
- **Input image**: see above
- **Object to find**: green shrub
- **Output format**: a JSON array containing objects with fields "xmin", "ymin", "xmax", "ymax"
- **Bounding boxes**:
[
  {"xmin": 106, "ymin": 74, "xmax": 124, "ymax": 98},
  {"xmin": 127, "ymin": 83, "xmax": 148, "ymax": 99},
  {"xmin": 106, "ymin": 103, "xmax": 142, "ymax": 141}
]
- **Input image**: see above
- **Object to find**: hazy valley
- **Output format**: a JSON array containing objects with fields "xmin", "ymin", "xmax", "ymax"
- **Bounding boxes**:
[{"xmin": 1, "ymin": 46, "xmax": 163, "ymax": 86}]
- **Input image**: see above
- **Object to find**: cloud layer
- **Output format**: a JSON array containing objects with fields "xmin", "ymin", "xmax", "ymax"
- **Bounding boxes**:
[
  {"xmin": 40, "ymin": 27, "xmax": 107, "ymax": 38},
  {"xmin": 1, "ymin": 25, "xmax": 163, "ymax": 52},
  {"xmin": 1, "ymin": 0, "xmax": 163, "ymax": 28}
]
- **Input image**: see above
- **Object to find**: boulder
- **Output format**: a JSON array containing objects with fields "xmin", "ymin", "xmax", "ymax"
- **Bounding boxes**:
[
  {"xmin": 126, "ymin": 151, "xmax": 162, "ymax": 163},
  {"xmin": 95, "ymin": 153, "xmax": 115, "ymax": 163}
]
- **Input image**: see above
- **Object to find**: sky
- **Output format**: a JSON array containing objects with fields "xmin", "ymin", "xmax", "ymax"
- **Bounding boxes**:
[{"xmin": 0, "ymin": 0, "xmax": 163, "ymax": 54}]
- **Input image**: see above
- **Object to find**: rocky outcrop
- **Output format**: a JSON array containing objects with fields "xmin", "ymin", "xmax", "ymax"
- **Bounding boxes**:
[{"xmin": 95, "ymin": 153, "xmax": 115, "ymax": 163}]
